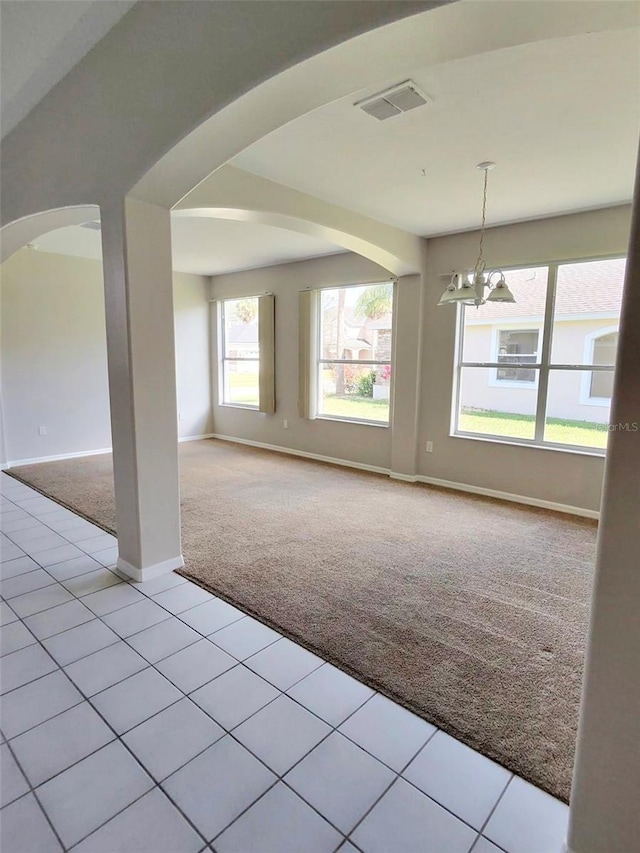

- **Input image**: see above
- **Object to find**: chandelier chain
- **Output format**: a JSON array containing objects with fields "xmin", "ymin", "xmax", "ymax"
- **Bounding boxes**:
[{"xmin": 475, "ymin": 167, "xmax": 489, "ymax": 274}]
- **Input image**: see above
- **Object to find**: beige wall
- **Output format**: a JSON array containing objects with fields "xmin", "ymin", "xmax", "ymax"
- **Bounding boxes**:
[
  {"xmin": 419, "ymin": 205, "xmax": 631, "ymax": 512},
  {"xmin": 0, "ymin": 249, "xmax": 212, "ymax": 464},
  {"xmin": 211, "ymin": 252, "xmax": 394, "ymax": 470},
  {"xmin": 212, "ymin": 206, "xmax": 631, "ymax": 513},
  {"xmin": 173, "ymin": 271, "xmax": 213, "ymax": 439},
  {"xmin": 1, "ymin": 205, "xmax": 631, "ymax": 512}
]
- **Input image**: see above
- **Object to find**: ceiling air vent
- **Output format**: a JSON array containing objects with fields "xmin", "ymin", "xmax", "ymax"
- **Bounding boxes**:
[
  {"xmin": 356, "ymin": 81, "xmax": 429, "ymax": 121},
  {"xmin": 80, "ymin": 220, "xmax": 101, "ymax": 231}
]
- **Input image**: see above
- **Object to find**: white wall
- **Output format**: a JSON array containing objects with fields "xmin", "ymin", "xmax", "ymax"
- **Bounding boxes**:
[{"xmin": 0, "ymin": 249, "xmax": 212, "ymax": 464}]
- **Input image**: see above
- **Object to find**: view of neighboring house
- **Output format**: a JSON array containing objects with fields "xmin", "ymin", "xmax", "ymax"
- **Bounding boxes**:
[
  {"xmin": 328, "ymin": 308, "xmax": 393, "ymax": 401},
  {"xmin": 460, "ymin": 257, "xmax": 624, "ymax": 427},
  {"xmin": 319, "ymin": 285, "xmax": 393, "ymax": 422},
  {"xmin": 226, "ymin": 319, "xmax": 259, "ymax": 360}
]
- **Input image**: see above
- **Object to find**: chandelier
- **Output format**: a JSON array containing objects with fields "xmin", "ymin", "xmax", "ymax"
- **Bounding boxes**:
[{"xmin": 438, "ymin": 162, "xmax": 515, "ymax": 306}]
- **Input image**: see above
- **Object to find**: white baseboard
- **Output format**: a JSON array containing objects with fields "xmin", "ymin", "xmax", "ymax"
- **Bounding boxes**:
[
  {"xmin": 6, "ymin": 447, "xmax": 113, "ymax": 468},
  {"xmin": 5, "ymin": 433, "xmax": 598, "ymax": 520},
  {"xmin": 212, "ymin": 433, "xmax": 598, "ymax": 519},
  {"xmin": 116, "ymin": 554, "xmax": 185, "ymax": 583},
  {"xmin": 211, "ymin": 433, "xmax": 390, "ymax": 476},
  {"xmin": 415, "ymin": 474, "xmax": 599, "ymax": 520},
  {"xmin": 6, "ymin": 435, "xmax": 215, "ymax": 468}
]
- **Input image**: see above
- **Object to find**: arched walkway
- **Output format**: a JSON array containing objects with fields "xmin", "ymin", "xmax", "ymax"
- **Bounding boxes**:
[{"xmin": 1, "ymin": 5, "xmax": 639, "ymax": 847}]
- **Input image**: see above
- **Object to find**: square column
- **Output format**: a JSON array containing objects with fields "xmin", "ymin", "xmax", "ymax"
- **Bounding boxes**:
[
  {"xmin": 390, "ymin": 271, "xmax": 425, "ymax": 479},
  {"xmin": 101, "ymin": 196, "xmax": 183, "ymax": 581},
  {"xmin": 566, "ymin": 153, "xmax": 640, "ymax": 852}
]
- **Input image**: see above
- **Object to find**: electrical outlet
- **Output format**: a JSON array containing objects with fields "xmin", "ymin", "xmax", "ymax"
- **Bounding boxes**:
[
  {"xmin": 283, "ymin": 419, "xmax": 288, "ymax": 429},
  {"xmin": 425, "ymin": 441, "xmax": 433, "ymax": 453},
  {"xmin": 38, "ymin": 426, "xmax": 47, "ymax": 436}
]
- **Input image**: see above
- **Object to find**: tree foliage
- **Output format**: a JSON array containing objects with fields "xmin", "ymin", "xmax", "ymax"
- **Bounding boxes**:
[
  {"xmin": 232, "ymin": 298, "xmax": 258, "ymax": 324},
  {"xmin": 355, "ymin": 283, "xmax": 393, "ymax": 320}
]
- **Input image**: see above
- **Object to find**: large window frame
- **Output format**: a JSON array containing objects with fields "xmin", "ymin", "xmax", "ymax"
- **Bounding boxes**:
[
  {"xmin": 453, "ymin": 256, "xmax": 623, "ymax": 455},
  {"xmin": 315, "ymin": 281, "xmax": 395, "ymax": 427},
  {"xmin": 219, "ymin": 296, "xmax": 260, "ymax": 410},
  {"xmin": 218, "ymin": 294, "xmax": 275, "ymax": 413}
]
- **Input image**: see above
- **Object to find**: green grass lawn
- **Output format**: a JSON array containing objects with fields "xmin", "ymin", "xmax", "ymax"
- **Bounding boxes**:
[
  {"xmin": 228, "ymin": 371, "xmax": 259, "ymax": 405},
  {"xmin": 230, "ymin": 373, "xmax": 258, "ymax": 387},
  {"xmin": 459, "ymin": 408, "xmax": 608, "ymax": 448},
  {"xmin": 322, "ymin": 395, "xmax": 389, "ymax": 422}
]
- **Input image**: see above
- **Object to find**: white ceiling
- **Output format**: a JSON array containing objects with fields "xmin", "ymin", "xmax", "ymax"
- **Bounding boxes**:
[
  {"xmin": 10, "ymin": 14, "xmax": 639, "ymax": 275},
  {"xmin": 0, "ymin": 0, "xmax": 135, "ymax": 137},
  {"xmin": 30, "ymin": 216, "xmax": 343, "ymax": 276},
  {"xmin": 233, "ymin": 29, "xmax": 640, "ymax": 236}
]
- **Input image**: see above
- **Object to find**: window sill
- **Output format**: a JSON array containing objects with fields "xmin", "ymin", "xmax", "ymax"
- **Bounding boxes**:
[
  {"xmin": 579, "ymin": 397, "xmax": 612, "ymax": 408},
  {"xmin": 218, "ymin": 403, "xmax": 259, "ymax": 411},
  {"xmin": 451, "ymin": 431, "xmax": 606, "ymax": 458},
  {"xmin": 488, "ymin": 380, "xmax": 539, "ymax": 391},
  {"xmin": 316, "ymin": 415, "xmax": 389, "ymax": 429}
]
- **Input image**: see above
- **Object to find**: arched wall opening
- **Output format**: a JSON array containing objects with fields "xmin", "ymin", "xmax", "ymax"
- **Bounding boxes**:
[{"xmin": 1, "ymin": 6, "xmax": 639, "ymax": 844}]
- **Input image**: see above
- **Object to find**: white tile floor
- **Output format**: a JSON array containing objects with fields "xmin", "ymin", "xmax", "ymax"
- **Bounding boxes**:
[{"xmin": 0, "ymin": 472, "xmax": 570, "ymax": 853}]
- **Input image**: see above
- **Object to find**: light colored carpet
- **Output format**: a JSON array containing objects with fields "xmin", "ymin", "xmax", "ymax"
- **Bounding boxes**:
[{"xmin": 9, "ymin": 438, "xmax": 597, "ymax": 802}]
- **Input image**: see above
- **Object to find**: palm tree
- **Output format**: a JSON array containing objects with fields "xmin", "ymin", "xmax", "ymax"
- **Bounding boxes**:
[{"xmin": 355, "ymin": 283, "xmax": 393, "ymax": 320}]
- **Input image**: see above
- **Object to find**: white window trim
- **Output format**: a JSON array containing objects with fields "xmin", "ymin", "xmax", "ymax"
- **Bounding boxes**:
[
  {"xmin": 453, "ymin": 256, "xmax": 625, "ymax": 455},
  {"xmin": 313, "ymin": 281, "xmax": 395, "ymax": 427},
  {"xmin": 487, "ymin": 325, "xmax": 542, "ymax": 390},
  {"xmin": 579, "ymin": 325, "xmax": 618, "ymax": 407},
  {"xmin": 218, "ymin": 297, "xmax": 260, "ymax": 411}
]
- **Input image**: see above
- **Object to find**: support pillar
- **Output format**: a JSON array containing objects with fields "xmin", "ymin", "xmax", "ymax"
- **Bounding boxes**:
[
  {"xmin": 101, "ymin": 196, "xmax": 183, "ymax": 581},
  {"xmin": 390, "ymin": 269, "xmax": 425, "ymax": 480},
  {"xmin": 566, "ymin": 152, "xmax": 640, "ymax": 851}
]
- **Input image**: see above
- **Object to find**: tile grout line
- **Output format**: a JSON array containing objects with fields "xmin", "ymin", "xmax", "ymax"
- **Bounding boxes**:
[
  {"xmin": 341, "ymin": 724, "xmax": 442, "ymax": 848},
  {"xmin": 0, "ymin": 494, "xmax": 220, "ymax": 850},
  {"xmin": 4, "ymin": 498, "xmax": 430, "ymax": 790},
  {"xmin": 2, "ymin": 736, "xmax": 69, "ymax": 853},
  {"xmin": 1, "ymin": 613, "xmax": 212, "ymax": 852},
  {"xmin": 4, "ymin": 569, "xmax": 370, "ymax": 850},
  {"xmin": 2, "ymin": 478, "xmax": 561, "ymax": 853},
  {"xmin": 473, "ymin": 774, "xmax": 514, "ymax": 852},
  {"xmin": 2, "ymin": 494, "xmax": 368, "ymax": 848}
]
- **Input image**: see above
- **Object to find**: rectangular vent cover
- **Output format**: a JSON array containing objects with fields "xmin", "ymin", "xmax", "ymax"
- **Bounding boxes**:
[
  {"xmin": 356, "ymin": 81, "xmax": 429, "ymax": 121},
  {"xmin": 80, "ymin": 221, "xmax": 101, "ymax": 231}
]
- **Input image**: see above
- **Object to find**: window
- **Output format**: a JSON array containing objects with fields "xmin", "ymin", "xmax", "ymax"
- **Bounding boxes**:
[
  {"xmin": 587, "ymin": 331, "xmax": 618, "ymax": 400},
  {"xmin": 456, "ymin": 257, "xmax": 625, "ymax": 452},
  {"xmin": 316, "ymin": 282, "xmax": 394, "ymax": 424},
  {"xmin": 495, "ymin": 329, "xmax": 539, "ymax": 383},
  {"xmin": 219, "ymin": 295, "xmax": 275, "ymax": 412}
]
